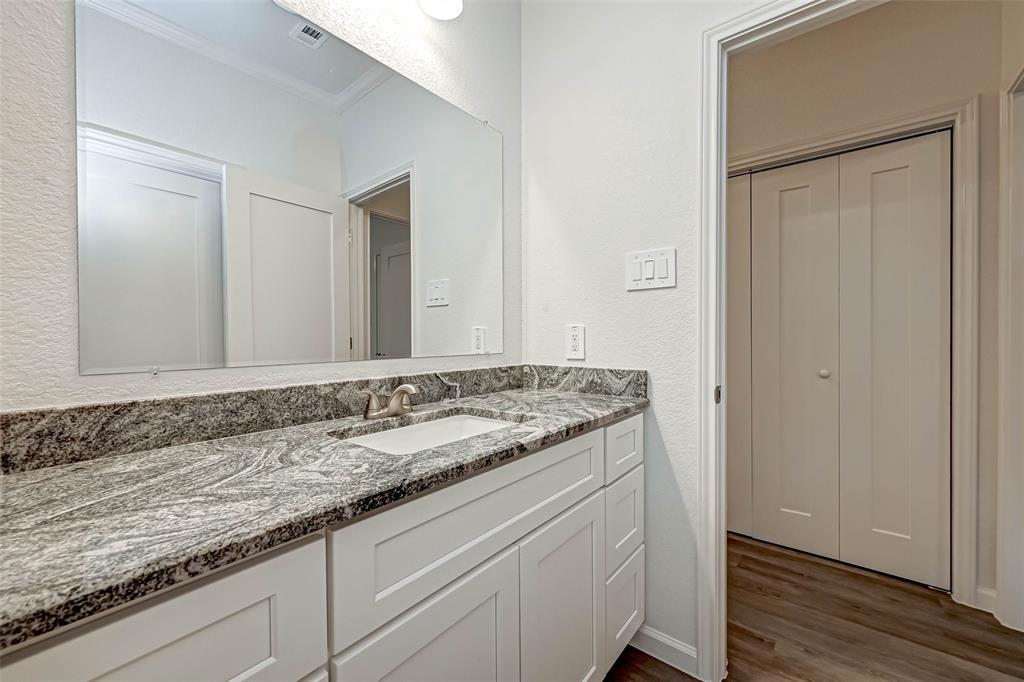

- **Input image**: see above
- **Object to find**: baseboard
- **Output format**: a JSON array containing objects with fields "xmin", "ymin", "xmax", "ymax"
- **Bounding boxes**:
[
  {"xmin": 630, "ymin": 625, "xmax": 698, "ymax": 678},
  {"xmin": 975, "ymin": 586, "xmax": 997, "ymax": 613}
]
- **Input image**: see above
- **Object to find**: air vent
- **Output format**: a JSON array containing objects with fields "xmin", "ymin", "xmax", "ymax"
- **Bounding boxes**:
[{"xmin": 289, "ymin": 22, "xmax": 327, "ymax": 49}]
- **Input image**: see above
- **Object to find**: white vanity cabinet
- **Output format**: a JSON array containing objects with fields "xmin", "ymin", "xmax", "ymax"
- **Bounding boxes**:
[
  {"xmin": 2, "ymin": 412, "xmax": 645, "ymax": 682},
  {"xmin": 2, "ymin": 538, "xmax": 328, "ymax": 682}
]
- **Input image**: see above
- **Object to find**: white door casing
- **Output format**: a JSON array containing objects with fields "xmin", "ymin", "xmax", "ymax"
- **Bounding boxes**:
[
  {"xmin": 838, "ymin": 132, "xmax": 951, "ymax": 589},
  {"xmin": 751, "ymin": 156, "xmax": 841, "ymax": 559},
  {"xmin": 223, "ymin": 166, "xmax": 351, "ymax": 366},
  {"xmin": 726, "ymin": 174, "xmax": 753, "ymax": 535}
]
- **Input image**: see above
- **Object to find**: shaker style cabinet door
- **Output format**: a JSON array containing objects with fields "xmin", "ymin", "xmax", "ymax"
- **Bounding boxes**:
[
  {"xmin": 331, "ymin": 547, "xmax": 520, "ymax": 682},
  {"xmin": 519, "ymin": 490, "xmax": 606, "ymax": 682}
]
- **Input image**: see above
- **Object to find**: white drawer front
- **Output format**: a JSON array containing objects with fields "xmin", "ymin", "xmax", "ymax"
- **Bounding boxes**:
[
  {"xmin": 332, "ymin": 546, "xmax": 519, "ymax": 682},
  {"xmin": 605, "ymin": 544, "xmax": 645, "ymax": 671},
  {"xmin": 329, "ymin": 429, "xmax": 604, "ymax": 654},
  {"xmin": 605, "ymin": 413, "xmax": 643, "ymax": 483},
  {"xmin": 3, "ymin": 539, "xmax": 328, "ymax": 682},
  {"xmin": 605, "ymin": 463, "xmax": 644, "ymax": 577}
]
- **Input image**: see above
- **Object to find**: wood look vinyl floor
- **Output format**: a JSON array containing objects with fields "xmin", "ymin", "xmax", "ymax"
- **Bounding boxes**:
[{"xmin": 606, "ymin": 534, "xmax": 1024, "ymax": 682}]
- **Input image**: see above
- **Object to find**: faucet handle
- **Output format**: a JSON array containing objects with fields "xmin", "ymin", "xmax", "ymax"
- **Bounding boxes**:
[{"xmin": 358, "ymin": 389, "xmax": 382, "ymax": 418}]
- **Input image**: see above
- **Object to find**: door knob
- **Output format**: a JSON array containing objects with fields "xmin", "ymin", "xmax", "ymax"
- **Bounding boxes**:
[{"xmin": 819, "ymin": 369, "xmax": 831, "ymax": 379}]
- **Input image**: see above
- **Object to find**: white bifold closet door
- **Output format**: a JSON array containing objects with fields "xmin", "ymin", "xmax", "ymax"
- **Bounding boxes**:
[
  {"xmin": 838, "ymin": 132, "xmax": 951, "ymax": 589},
  {"xmin": 749, "ymin": 131, "xmax": 951, "ymax": 588},
  {"xmin": 751, "ymin": 156, "xmax": 842, "ymax": 559}
]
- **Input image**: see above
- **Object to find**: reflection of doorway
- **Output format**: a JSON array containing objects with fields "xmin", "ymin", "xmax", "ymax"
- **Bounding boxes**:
[
  {"xmin": 349, "ymin": 176, "xmax": 412, "ymax": 360},
  {"xmin": 369, "ymin": 215, "xmax": 411, "ymax": 358}
]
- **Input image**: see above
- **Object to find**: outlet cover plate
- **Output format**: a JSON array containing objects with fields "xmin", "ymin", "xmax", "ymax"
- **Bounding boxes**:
[{"xmin": 566, "ymin": 324, "xmax": 585, "ymax": 360}]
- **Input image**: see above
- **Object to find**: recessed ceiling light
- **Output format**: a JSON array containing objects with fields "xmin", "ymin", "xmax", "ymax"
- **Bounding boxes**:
[{"xmin": 419, "ymin": 0, "xmax": 463, "ymax": 21}]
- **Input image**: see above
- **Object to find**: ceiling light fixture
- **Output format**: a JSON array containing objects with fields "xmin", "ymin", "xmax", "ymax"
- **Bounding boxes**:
[{"xmin": 418, "ymin": 0, "xmax": 463, "ymax": 21}]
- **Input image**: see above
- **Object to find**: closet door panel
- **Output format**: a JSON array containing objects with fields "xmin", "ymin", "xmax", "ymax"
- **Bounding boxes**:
[
  {"xmin": 838, "ymin": 132, "xmax": 951, "ymax": 589},
  {"xmin": 751, "ymin": 157, "xmax": 840, "ymax": 558}
]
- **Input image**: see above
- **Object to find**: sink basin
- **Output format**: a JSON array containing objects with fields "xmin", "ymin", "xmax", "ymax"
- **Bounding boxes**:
[{"xmin": 344, "ymin": 415, "xmax": 516, "ymax": 454}]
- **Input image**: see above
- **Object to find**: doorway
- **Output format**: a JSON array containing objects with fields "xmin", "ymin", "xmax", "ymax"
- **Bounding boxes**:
[
  {"xmin": 349, "ymin": 176, "xmax": 413, "ymax": 360},
  {"xmin": 697, "ymin": 2, "xmax": 1012, "ymax": 679}
]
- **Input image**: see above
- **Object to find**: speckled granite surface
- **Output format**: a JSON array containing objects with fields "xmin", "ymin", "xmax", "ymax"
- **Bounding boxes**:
[
  {"xmin": 0, "ymin": 364, "xmax": 647, "ymax": 474},
  {"xmin": 0, "ymin": 388, "xmax": 647, "ymax": 650}
]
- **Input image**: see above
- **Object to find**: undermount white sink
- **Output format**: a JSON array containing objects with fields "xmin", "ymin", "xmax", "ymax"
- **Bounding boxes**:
[{"xmin": 345, "ymin": 415, "xmax": 516, "ymax": 454}]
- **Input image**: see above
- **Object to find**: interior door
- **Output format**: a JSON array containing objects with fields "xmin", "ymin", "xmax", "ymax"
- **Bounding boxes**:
[
  {"xmin": 751, "ymin": 156, "xmax": 841, "ymax": 559},
  {"xmin": 369, "ymin": 215, "xmax": 411, "ymax": 359},
  {"xmin": 78, "ymin": 149, "xmax": 224, "ymax": 374},
  {"xmin": 838, "ymin": 132, "xmax": 951, "ymax": 588},
  {"xmin": 222, "ymin": 166, "xmax": 350, "ymax": 365}
]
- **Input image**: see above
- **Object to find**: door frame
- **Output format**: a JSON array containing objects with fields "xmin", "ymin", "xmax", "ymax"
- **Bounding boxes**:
[
  {"xmin": 698, "ymin": 3, "xmax": 981, "ymax": 679},
  {"xmin": 344, "ymin": 163, "xmax": 415, "ymax": 361},
  {"xmin": 996, "ymin": 66, "xmax": 1024, "ymax": 630}
]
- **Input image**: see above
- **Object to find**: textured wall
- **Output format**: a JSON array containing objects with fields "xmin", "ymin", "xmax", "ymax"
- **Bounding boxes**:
[
  {"xmin": 0, "ymin": 0, "xmax": 521, "ymax": 410},
  {"xmin": 521, "ymin": 0, "xmax": 762, "ymax": 656}
]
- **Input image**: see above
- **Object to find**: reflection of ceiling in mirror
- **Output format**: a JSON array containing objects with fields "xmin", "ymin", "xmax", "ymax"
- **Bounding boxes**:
[{"xmin": 79, "ymin": 0, "xmax": 391, "ymax": 111}]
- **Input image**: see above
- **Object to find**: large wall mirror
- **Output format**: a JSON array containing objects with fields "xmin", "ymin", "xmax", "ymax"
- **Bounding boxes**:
[{"xmin": 75, "ymin": 0, "xmax": 503, "ymax": 375}]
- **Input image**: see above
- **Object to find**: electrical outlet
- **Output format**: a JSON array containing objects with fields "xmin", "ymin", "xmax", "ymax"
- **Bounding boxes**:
[
  {"xmin": 566, "ymin": 324, "xmax": 585, "ymax": 360},
  {"xmin": 471, "ymin": 326, "xmax": 487, "ymax": 354}
]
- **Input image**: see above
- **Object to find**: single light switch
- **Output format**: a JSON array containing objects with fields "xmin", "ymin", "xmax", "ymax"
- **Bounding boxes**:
[
  {"xmin": 630, "ymin": 260, "xmax": 643, "ymax": 281},
  {"xmin": 643, "ymin": 260, "xmax": 655, "ymax": 279},
  {"xmin": 656, "ymin": 257, "xmax": 669, "ymax": 279}
]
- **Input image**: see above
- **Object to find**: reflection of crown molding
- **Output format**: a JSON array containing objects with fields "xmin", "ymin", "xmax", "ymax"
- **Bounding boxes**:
[
  {"xmin": 335, "ymin": 65, "xmax": 391, "ymax": 114},
  {"xmin": 77, "ymin": 123, "xmax": 225, "ymax": 182},
  {"xmin": 79, "ymin": 0, "xmax": 341, "ymax": 112}
]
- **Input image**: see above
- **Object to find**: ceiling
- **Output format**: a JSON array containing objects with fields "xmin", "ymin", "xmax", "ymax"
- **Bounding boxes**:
[{"xmin": 92, "ymin": 0, "xmax": 389, "ymax": 107}]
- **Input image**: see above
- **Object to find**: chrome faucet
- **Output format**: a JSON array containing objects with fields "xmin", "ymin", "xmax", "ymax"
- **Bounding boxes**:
[{"xmin": 359, "ymin": 383, "xmax": 420, "ymax": 420}]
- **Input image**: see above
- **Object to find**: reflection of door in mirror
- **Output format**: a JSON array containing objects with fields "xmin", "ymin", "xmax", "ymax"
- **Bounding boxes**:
[
  {"xmin": 77, "ymin": 131, "xmax": 225, "ymax": 375},
  {"xmin": 371, "ymin": 218, "xmax": 411, "ymax": 359},
  {"xmin": 351, "ymin": 178, "xmax": 412, "ymax": 360}
]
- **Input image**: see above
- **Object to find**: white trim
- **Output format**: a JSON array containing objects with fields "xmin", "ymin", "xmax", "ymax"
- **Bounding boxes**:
[
  {"xmin": 79, "ymin": 0, "xmax": 342, "ymax": 112},
  {"xmin": 976, "ymin": 586, "xmax": 997, "ymax": 614},
  {"xmin": 335, "ymin": 66, "xmax": 392, "ymax": 114},
  {"xmin": 629, "ymin": 626, "xmax": 697, "ymax": 677},
  {"xmin": 695, "ymin": 2, "xmax": 988, "ymax": 680},
  {"xmin": 995, "ymin": 67, "xmax": 1024, "ymax": 633},
  {"xmin": 77, "ymin": 125, "xmax": 224, "ymax": 183}
]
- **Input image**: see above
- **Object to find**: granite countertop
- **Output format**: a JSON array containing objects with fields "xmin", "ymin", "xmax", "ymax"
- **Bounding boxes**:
[{"xmin": 0, "ymin": 388, "xmax": 647, "ymax": 650}]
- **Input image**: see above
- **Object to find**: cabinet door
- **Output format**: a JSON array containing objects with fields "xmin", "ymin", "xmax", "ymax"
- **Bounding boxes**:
[
  {"xmin": 605, "ymin": 545, "xmax": 645, "ymax": 671},
  {"xmin": 331, "ymin": 547, "xmax": 519, "ymax": 682},
  {"xmin": 2, "ymin": 539, "xmax": 327, "ymax": 682},
  {"xmin": 751, "ymin": 156, "xmax": 841, "ymax": 559},
  {"xmin": 519, "ymin": 490, "xmax": 605, "ymax": 682}
]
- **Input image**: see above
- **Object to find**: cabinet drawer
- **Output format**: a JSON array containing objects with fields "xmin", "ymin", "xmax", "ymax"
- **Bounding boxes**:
[
  {"xmin": 332, "ymin": 546, "xmax": 519, "ymax": 682},
  {"xmin": 606, "ymin": 544, "xmax": 645, "ymax": 671},
  {"xmin": 2, "ymin": 538, "xmax": 328, "ymax": 682},
  {"xmin": 329, "ymin": 429, "xmax": 604, "ymax": 654},
  {"xmin": 605, "ymin": 413, "xmax": 643, "ymax": 483},
  {"xmin": 606, "ymin": 463, "xmax": 644, "ymax": 576}
]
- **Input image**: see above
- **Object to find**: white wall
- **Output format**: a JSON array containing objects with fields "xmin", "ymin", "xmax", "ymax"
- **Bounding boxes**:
[
  {"xmin": 340, "ymin": 75, "xmax": 504, "ymax": 356},
  {"xmin": 727, "ymin": 0, "xmax": 1004, "ymax": 591},
  {"xmin": 522, "ymin": 0, "xmax": 763, "ymax": 661},
  {"xmin": 0, "ymin": 0, "xmax": 521, "ymax": 410}
]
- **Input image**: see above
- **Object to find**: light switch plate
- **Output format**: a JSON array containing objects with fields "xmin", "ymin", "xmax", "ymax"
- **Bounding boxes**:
[
  {"xmin": 566, "ymin": 324, "xmax": 585, "ymax": 360},
  {"xmin": 426, "ymin": 279, "xmax": 449, "ymax": 307},
  {"xmin": 625, "ymin": 247, "xmax": 676, "ymax": 291}
]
